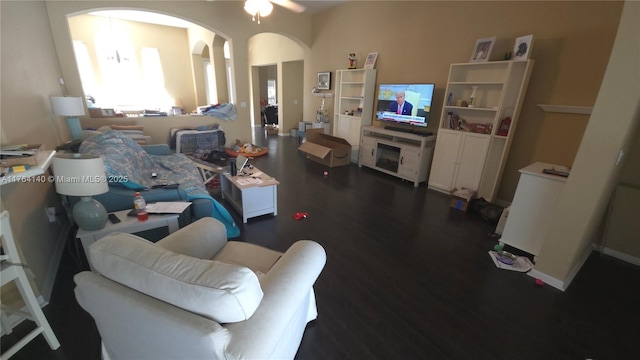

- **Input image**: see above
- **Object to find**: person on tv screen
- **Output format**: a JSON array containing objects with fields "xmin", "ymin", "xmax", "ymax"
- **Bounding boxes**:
[{"xmin": 387, "ymin": 91, "xmax": 413, "ymax": 116}]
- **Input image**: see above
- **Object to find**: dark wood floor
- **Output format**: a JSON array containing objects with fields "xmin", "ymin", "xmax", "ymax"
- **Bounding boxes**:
[{"xmin": 3, "ymin": 129, "xmax": 640, "ymax": 359}]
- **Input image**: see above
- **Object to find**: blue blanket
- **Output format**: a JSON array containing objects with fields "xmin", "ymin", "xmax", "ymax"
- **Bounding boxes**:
[{"xmin": 80, "ymin": 130, "xmax": 239, "ymax": 238}]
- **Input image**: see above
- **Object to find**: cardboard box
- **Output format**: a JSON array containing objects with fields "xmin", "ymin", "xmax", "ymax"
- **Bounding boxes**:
[
  {"xmin": 0, "ymin": 144, "xmax": 44, "ymax": 166},
  {"xmin": 298, "ymin": 129, "xmax": 351, "ymax": 168},
  {"xmin": 450, "ymin": 187, "xmax": 476, "ymax": 212}
]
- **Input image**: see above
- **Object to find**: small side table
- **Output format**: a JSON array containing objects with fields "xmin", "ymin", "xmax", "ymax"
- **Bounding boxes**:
[
  {"xmin": 220, "ymin": 167, "xmax": 279, "ymax": 223},
  {"xmin": 77, "ymin": 209, "xmax": 180, "ymax": 268}
]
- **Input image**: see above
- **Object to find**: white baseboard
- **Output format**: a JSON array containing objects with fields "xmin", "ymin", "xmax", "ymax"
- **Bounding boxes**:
[
  {"xmin": 41, "ymin": 223, "xmax": 72, "ymax": 300},
  {"xmin": 593, "ymin": 244, "xmax": 640, "ymax": 266},
  {"xmin": 527, "ymin": 269, "xmax": 566, "ymax": 291},
  {"xmin": 528, "ymin": 247, "xmax": 594, "ymax": 292},
  {"xmin": 493, "ymin": 199, "xmax": 511, "ymax": 208}
]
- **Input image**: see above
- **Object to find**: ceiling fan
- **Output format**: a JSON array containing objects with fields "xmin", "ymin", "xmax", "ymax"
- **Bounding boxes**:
[{"xmin": 244, "ymin": 0, "xmax": 306, "ymax": 23}]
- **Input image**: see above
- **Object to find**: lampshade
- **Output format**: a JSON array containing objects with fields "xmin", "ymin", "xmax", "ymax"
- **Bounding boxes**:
[
  {"xmin": 52, "ymin": 154, "xmax": 109, "ymax": 196},
  {"xmin": 52, "ymin": 153, "xmax": 109, "ymax": 231},
  {"xmin": 51, "ymin": 96, "xmax": 85, "ymax": 117}
]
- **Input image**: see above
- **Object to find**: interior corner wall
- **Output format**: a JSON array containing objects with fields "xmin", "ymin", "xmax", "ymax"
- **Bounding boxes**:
[
  {"xmin": 534, "ymin": 0, "xmax": 640, "ymax": 284},
  {"xmin": 187, "ymin": 26, "xmax": 216, "ymax": 107},
  {"xmin": 281, "ymin": 60, "xmax": 304, "ymax": 134},
  {"xmin": 212, "ymin": 36, "xmax": 229, "ymax": 104},
  {"xmin": 1, "ymin": 0, "xmax": 70, "ymax": 302}
]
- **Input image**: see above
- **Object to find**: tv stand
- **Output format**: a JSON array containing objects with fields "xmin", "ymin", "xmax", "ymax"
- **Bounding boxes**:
[
  {"xmin": 359, "ymin": 126, "xmax": 436, "ymax": 187},
  {"xmin": 384, "ymin": 125, "xmax": 433, "ymax": 137}
]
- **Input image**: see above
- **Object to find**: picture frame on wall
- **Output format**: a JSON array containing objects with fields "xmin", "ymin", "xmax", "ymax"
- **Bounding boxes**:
[
  {"xmin": 317, "ymin": 72, "xmax": 331, "ymax": 90},
  {"xmin": 513, "ymin": 34, "xmax": 534, "ymax": 60},
  {"xmin": 470, "ymin": 36, "xmax": 496, "ymax": 63},
  {"xmin": 364, "ymin": 52, "xmax": 378, "ymax": 69}
]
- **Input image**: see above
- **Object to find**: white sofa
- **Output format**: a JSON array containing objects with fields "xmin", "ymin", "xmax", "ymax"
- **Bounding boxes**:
[{"xmin": 74, "ymin": 217, "xmax": 326, "ymax": 360}]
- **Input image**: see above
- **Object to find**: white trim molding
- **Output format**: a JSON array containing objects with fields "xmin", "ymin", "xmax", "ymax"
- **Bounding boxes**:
[{"xmin": 537, "ymin": 104, "xmax": 593, "ymax": 115}]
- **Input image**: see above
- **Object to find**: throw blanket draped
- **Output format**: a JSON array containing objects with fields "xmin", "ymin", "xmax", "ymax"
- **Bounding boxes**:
[{"xmin": 80, "ymin": 130, "xmax": 239, "ymax": 238}]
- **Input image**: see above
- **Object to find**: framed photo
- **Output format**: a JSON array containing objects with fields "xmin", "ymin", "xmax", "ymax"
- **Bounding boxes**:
[
  {"xmin": 470, "ymin": 36, "xmax": 496, "ymax": 63},
  {"xmin": 317, "ymin": 72, "xmax": 331, "ymax": 90},
  {"xmin": 364, "ymin": 52, "xmax": 378, "ymax": 69},
  {"xmin": 513, "ymin": 35, "xmax": 534, "ymax": 60}
]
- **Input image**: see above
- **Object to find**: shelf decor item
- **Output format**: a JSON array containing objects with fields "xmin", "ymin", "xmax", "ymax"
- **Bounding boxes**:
[
  {"xmin": 317, "ymin": 71, "xmax": 331, "ymax": 90},
  {"xmin": 470, "ymin": 36, "xmax": 496, "ymax": 63},
  {"xmin": 513, "ymin": 34, "xmax": 534, "ymax": 60},
  {"xmin": 364, "ymin": 52, "xmax": 378, "ymax": 69},
  {"xmin": 348, "ymin": 53, "xmax": 357, "ymax": 69}
]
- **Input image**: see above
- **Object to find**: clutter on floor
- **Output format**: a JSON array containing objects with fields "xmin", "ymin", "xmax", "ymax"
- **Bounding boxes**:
[
  {"xmin": 488, "ymin": 250, "xmax": 533, "ymax": 272},
  {"xmin": 226, "ymin": 140, "xmax": 268, "ymax": 157}
]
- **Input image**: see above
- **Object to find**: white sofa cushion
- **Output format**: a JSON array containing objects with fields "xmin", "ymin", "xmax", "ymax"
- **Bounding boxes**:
[{"xmin": 88, "ymin": 233, "xmax": 263, "ymax": 323}]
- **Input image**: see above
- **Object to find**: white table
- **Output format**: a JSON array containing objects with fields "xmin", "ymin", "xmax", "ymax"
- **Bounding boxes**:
[
  {"xmin": 220, "ymin": 167, "xmax": 279, "ymax": 223},
  {"xmin": 76, "ymin": 209, "xmax": 180, "ymax": 266},
  {"xmin": 499, "ymin": 162, "xmax": 568, "ymax": 257}
]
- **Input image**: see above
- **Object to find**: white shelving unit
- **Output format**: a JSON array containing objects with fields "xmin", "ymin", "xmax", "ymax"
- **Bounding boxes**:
[
  {"xmin": 428, "ymin": 60, "xmax": 534, "ymax": 202},
  {"xmin": 359, "ymin": 126, "xmax": 436, "ymax": 187},
  {"xmin": 332, "ymin": 69, "xmax": 377, "ymax": 162},
  {"xmin": 0, "ymin": 150, "xmax": 56, "ymax": 186}
]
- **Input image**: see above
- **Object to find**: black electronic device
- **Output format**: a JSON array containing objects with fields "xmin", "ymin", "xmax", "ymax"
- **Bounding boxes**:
[
  {"xmin": 375, "ymin": 83, "xmax": 435, "ymax": 128},
  {"xmin": 151, "ymin": 183, "xmax": 179, "ymax": 189},
  {"xmin": 108, "ymin": 213, "xmax": 121, "ymax": 224}
]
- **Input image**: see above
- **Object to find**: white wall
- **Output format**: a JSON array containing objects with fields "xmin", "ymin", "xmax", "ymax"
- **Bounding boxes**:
[
  {"xmin": 0, "ymin": 0, "xmax": 71, "ymax": 303},
  {"xmin": 534, "ymin": 0, "xmax": 640, "ymax": 287}
]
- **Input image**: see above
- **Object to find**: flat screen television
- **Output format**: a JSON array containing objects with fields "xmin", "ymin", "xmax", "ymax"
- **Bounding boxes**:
[{"xmin": 375, "ymin": 83, "xmax": 435, "ymax": 128}]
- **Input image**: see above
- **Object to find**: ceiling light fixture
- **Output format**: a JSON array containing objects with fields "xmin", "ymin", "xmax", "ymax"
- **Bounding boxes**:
[{"xmin": 244, "ymin": 0, "xmax": 273, "ymax": 24}]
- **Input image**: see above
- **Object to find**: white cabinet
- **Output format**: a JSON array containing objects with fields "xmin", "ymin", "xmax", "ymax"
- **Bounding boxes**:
[
  {"xmin": 430, "ymin": 130, "xmax": 491, "ymax": 191},
  {"xmin": 360, "ymin": 135, "xmax": 376, "ymax": 168},
  {"xmin": 334, "ymin": 114, "xmax": 362, "ymax": 151},
  {"xmin": 499, "ymin": 162, "xmax": 568, "ymax": 256},
  {"xmin": 428, "ymin": 60, "xmax": 534, "ymax": 201},
  {"xmin": 333, "ymin": 69, "xmax": 377, "ymax": 162},
  {"xmin": 358, "ymin": 126, "xmax": 435, "ymax": 187}
]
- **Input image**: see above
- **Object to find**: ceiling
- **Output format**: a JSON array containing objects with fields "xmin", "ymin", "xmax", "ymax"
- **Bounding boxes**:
[
  {"xmin": 90, "ymin": 1, "xmax": 347, "ymax": 28},
  {"xmin": 297, "ymin": 1, "xmax": 347, "ymax": 14}
]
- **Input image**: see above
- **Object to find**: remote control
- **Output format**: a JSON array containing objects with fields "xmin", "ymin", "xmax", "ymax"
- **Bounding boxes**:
[{"xmin": 108, "ymin": 213, "xmax": 121, "ymax": 224}]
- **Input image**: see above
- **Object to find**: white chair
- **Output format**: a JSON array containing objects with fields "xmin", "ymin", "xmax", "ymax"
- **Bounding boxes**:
[
  {"xmin": 0, "ymin": 211, "xmax": 60, "ymax": 359},
  {"xmin": 75, "ymin": 217, "xmax": 326, "ymax": 360}
]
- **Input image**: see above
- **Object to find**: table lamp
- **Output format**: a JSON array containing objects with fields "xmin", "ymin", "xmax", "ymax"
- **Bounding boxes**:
[
  {"xmin": 52, "ymin": 153, "xmax": 109, "ymax": 231},
  {"xmin": 51, "ymin": 96, "xmax": 86, "ymax": 141}
]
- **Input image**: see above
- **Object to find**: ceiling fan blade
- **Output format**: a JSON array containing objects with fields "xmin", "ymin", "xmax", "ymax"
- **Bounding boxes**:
[{"xmin": 270, "ymin": 0, "xmax": 306, "ymax": 13}]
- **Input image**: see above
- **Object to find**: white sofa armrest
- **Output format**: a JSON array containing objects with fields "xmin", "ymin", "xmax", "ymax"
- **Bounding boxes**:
[
  {"xmin": 155, "ymin": 217, "xmax": 227, "ymax": 259},
  {"xmin": 224, "ymin": 240, "xmax": 326, "ymax": 359},
  {"xmin": 74, "ymin": 271, "xmax": 230, "ymax": 360}
]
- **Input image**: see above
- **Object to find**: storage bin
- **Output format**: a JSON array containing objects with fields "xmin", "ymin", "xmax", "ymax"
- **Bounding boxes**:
[{"xmin": 170, "ymin": 128, "xmax": 226, "ymax": 154}]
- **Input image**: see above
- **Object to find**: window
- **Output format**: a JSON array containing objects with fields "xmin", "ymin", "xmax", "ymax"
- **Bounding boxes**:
[
  {"xmin": 203, "ymin": 59, "xmax": 217, "ymax": 104},
  {"xmin": 224, "ymin": 41, "xmax": 234, "ymax": 104},
  {"xmin": 69, "ymin": 12, "xmax": 234, "ymax": 114},
  {"xmin": 72, "ymin": 41, "xmax": 97, "ymax": 98}
]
